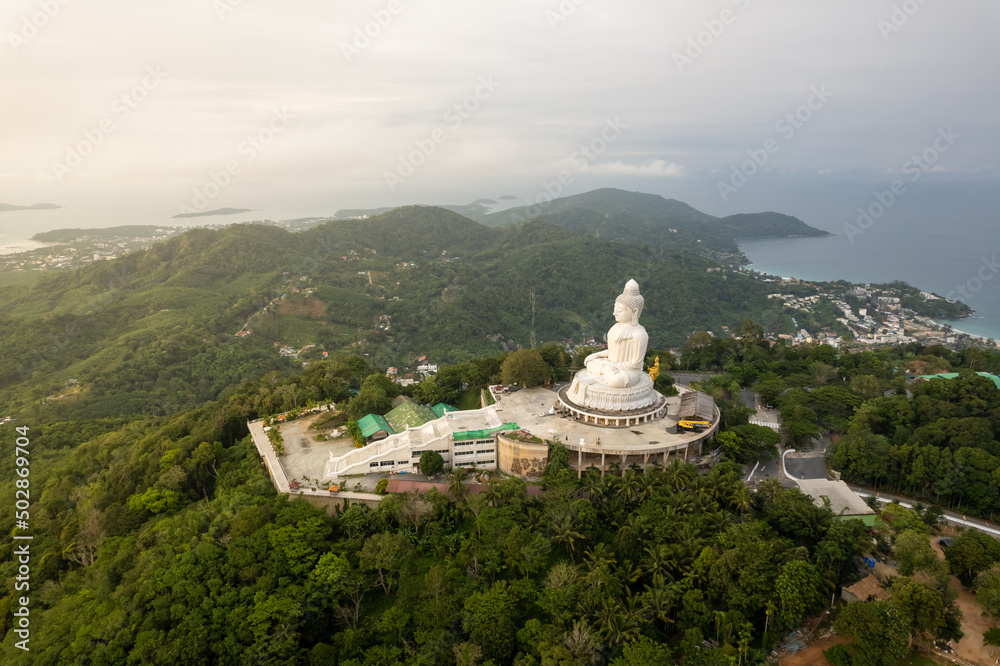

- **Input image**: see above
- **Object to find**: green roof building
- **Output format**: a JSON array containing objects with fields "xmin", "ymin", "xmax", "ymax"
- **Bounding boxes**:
[
  {"xmin": 385, "ymin": 402, "xmax": 438, "ymax": 432},
  {"xmin": 357, "ymin": 414, "xmax": 394, "ymax": 441},
  {"xmin": 452, "ymin": 423, "xmax": 520, "ymax": 442},
  {"xmin": 431, "ymin": 402, "xmax": 458, "ymax": 418}
]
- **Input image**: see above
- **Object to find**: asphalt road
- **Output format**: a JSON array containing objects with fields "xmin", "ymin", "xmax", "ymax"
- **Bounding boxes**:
[
  {"xmin": 744, "ymin": 454, "xmax": 797, "ymax": 489},
  {"xmin": 783, "ymin": 455, "xmax": 828, "ymax": 481}
]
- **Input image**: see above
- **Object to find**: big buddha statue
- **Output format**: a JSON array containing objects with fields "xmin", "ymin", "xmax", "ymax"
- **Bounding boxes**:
[{"xmin": 567, "ymin": 280, "xmax": 660, "ymax": 413}]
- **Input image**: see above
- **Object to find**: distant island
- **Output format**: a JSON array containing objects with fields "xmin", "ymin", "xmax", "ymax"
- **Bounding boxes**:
[
  {"xmin": 173, "ymin": 208, "xmax": 255, "ymax": 219},
  {"xmin": 0, "ymin": 202, "xmax": 63, "ymax": 212}
]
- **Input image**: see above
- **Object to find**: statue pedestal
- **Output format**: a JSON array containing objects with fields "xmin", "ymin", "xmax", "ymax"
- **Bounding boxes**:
[
  {"xmin": 567, "ymin": 370, "xmax": 659, "ymax": 412},
  {"xmin": 557, "ymin": 377, "xmax": 667, "ymax": 428}
]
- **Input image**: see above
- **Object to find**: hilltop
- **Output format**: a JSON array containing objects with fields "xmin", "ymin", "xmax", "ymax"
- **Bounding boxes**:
[
  {"xmin": 481, "ymin": 188, "xmax": 831, "ymax": 259},
  {"xmin": 333, "ymin": 188, "xmax": 830, "ymax": 262}
]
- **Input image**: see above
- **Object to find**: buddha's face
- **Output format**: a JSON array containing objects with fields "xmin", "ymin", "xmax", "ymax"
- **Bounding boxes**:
[{"xmin": 614, "ymin": 300, "xmax": 634, "ymax": 324}]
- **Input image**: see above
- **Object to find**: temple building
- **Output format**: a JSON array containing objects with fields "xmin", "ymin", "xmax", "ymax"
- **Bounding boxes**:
[{"xmin": 322, "ymin": 279, "xmax": 720, "ymax": 481}]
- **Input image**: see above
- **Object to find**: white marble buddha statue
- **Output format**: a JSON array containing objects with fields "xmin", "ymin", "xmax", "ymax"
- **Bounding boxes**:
[
  {"xmin": 568, "ymin": 279, "xmax": 658, "ymax": 412},
  {"xmin": 583, "ymin": 280, "xmax": 648, "ymax": 387}
]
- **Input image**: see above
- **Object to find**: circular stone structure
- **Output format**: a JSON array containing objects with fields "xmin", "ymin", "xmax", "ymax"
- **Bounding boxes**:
[{"xmin": 557, "ymin": 384, "xmax": 667, "ymax": 428}]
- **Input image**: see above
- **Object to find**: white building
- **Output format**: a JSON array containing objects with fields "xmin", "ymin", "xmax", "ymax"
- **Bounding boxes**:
[{"xmin": 324, "ymin": 406, "xmax": 510, "ymax": 479}]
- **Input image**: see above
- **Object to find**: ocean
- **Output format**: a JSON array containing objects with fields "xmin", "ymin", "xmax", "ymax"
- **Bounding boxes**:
[
  {"xmin": 739, "ymin": 227, "xmax": 1000, "ymax": 343},
  {"xmin": 0, "ymin": 204, "xmax": 337, "ymax": 255}
]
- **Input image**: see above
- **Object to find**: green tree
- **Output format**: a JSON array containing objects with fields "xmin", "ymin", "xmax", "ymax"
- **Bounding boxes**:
[
  {"xmin": 501, "ymin": 348, "xmax": 550, "ymax": 387},
  {"xmin": 463, "ymin": 582, "xmax": 517, "ymax": 661},
  {"xmin": 419, "ymin": 450, "xmax": 445, "ymax": 476},
  {"xmin": 346, "ymin": 373, "xmax": 397, "ymax": 420},
  {"xmin": 775, "ymin": 560, "xmax": 823, "ymax": 628},
  {"xmin": 945, "ymin": 530, "xmax": 1000, "ymax": 587},
  {"xmin": 609, "ymin": 635, "xmax": 672, "ymax": 665},
  {"xmin": 975, "ymin": 568, "xmax": 1000, "ymax": 621},
  {"xmin": 126, "ymin": 487, "xmax": 180, "ymax": 515},
  {"xmin": 893, "ymin": 529, "xmax": 945, "ymax": 580},
  {"xmin": 887, "ymin": 577, "xmax": 945, "ymax": 643},
  {"xmin": 359, "ymin": 532, "xmax": 411, "ymax": 595},
  {"xmin": 834, "ymin": 600, "xmax": 909, "ymax": 666}
]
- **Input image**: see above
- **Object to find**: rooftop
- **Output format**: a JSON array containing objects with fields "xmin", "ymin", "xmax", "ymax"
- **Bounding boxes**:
[
  {"xmin": 385, "ymin": 402, "xmax": 438, "ymax": 432},
  {"xmin": 796, "ymin": 479, "xmax": 875, "ymax": 516},
  {"xmin": 431, "ymin": 402, "xmax": 458, "ymax": 418},
  {"xmin": 357, "ymin": 413, "xmax": 394, "ymax": 439}
]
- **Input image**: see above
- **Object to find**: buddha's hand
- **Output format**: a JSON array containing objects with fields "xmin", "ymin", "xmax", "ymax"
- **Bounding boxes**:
[{"xmin": 584, "ymin": 350, "xmax": 608, "ymax": 364}]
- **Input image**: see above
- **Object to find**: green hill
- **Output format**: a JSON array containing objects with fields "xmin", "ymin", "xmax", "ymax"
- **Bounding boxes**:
[
  {"xmin": 332, "ymin": 189, "xmax": 830, "ymax": 261},
  {"xmin": 481, "ymin": 188, "xmax": 830, "ymax": 258},
  {"xmin": 0, "ymin": 205, "xmax": 796, "ymax": 420}
]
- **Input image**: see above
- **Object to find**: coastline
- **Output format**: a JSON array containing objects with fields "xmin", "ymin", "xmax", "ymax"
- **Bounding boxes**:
[
  {"xmin": 933, "ymin": 320, "xmax": 999, "ymax": 345},
  {"xmin": 741, "ymin": 257, "xmax": 1000, "ymax": 348},
  {"xmin": 0, "ymin": 240, "xmax": 63, "ymax": 256}
]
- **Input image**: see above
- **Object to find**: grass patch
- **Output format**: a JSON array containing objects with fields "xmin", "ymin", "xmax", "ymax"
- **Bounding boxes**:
[{"xmin": 457, "ymin": 389, "xmax": 482, "ymax": 411}]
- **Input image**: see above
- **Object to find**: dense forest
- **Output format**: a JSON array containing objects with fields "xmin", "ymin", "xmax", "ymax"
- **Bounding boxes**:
[
  {"xmin": 3, "ymin": 327, "xmax": 1000, "ymax": 663},
  {"xmin": 0, "ymin": 351, "xmax": 885, "ymax": 663}
]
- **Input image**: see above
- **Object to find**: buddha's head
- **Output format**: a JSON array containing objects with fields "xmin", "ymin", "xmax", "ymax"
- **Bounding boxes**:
[{"xmin": 614, "ymin": 279, "xmax": 644, "ymax": 325}]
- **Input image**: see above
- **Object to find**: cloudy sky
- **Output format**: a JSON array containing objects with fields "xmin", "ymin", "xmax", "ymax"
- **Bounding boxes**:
[{"xmin": 2, "ymin": 0, "xmax": 998, "ymax": 226}]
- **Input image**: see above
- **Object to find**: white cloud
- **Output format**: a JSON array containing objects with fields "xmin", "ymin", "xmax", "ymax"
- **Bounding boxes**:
[{"xmin": 586, "ymin": 160, "xmax": 686, "ymax": 178}]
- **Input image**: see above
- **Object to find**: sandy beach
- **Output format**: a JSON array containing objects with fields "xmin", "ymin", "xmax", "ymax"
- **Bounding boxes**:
[{"xmin": 0, "ymin": 240, "xmax": 62, "ymax": 256}]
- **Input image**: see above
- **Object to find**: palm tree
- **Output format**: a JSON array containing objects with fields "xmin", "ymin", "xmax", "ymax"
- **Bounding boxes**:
[
  {"xmin": 596, "ymin": 598, "xmax": 642, "ymax": 648},
  {"xmin": 614, "ymin": 560, "xmax": 643, "ymax": 588},
  {"xmin": 662, "ymin": 459, "xmax": 692, "ymax": 490},
  {"xmin": 641, "ymin": 574, "xmax": 675, "ymax": 629},
  {"xmin": 447, "ymin": 467, "xmax": 469, "ymax": 500},
  {"xmin": 551, "ymin": 512, "xmax": 586, "ymax": 555},
  {"xmin": 619, "ymin": 469, "xmax": 639, "ymax": 502},
  {"xmin": 635, "ymin": 475, "xmax": 656, "ymax": 503},
  {"xmin": 730, "ymin": 484, "xmax": 754, "ymax": 516},
  {"xmin": 484, "ymin": 478, "xmax": 504, "ymax": 507},
  {"xmin": 583, "ymin": 543, "xmax": 617, "ymax": 573},
  {"xmin": 618, "ymin": 514, "xmax": 648, "ymax": 544},
  {"xmin": 641, "ymin": 544, "xmax": 671, "ymax": 580}
]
